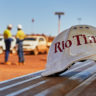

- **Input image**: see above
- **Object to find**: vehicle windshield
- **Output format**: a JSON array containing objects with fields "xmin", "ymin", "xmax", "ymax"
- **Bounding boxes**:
[{"xmin": 24, "ymin": 38, "xmax": 36, "ymax": 41}]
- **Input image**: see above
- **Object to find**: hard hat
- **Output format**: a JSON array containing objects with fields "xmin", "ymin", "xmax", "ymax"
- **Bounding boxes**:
[
  {"xmin": 17, "ymin": 24, "xmax": 22, "ymax": 29},
  {"xmin": 7, "ymin": 24, "xmax": 12, "ymax": 28},
  {"xmin": 41, "ymin": 25, "xmax": 96, "ymax": 76}
]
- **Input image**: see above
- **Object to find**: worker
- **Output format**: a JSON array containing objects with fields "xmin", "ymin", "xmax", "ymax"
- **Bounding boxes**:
[
  {"xmin": 16, "ymin": 24, "xmax": 26, "ymax": 65},
  {"xmin": 3, "ymin": 24, "xmax": 13, "ymax": 65}
]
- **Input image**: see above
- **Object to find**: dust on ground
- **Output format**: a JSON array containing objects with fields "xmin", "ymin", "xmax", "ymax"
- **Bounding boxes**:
[{"xmin": 0, "ymin": 53, "xmax": 47, "ymax": 81}]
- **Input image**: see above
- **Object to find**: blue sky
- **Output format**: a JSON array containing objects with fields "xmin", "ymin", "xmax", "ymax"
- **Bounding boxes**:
[{"xmin": 0, "ymin": 0, "xmax": 96, "ymax": 36}]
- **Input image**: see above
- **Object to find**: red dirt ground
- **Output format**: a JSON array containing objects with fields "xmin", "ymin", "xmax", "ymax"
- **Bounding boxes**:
[{"xmin": 0, "ymin": 53, "xmax": 47, "ymax": 81}]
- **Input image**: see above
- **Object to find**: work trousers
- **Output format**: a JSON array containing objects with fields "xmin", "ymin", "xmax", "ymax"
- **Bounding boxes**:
[
  {"xmin": 4, "ymin": 38, "xmax": 12, "ymax": 62},
  {"xmin": 17, "ymin": 39, "xmax": 24, "ymax": 63}
]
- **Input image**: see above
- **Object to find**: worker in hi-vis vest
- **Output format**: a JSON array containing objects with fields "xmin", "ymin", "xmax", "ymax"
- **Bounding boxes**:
[
  {"xmin": 16, "ymin": 24, "xmax": 26, "ymax": 65},
  {"xmin": 3, "ymin": 24, "xmax": 13, "ymax": 65}
]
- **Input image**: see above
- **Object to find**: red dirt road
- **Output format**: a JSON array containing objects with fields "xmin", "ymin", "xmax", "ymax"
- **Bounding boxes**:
[{"xmin": 0, "ymin": 53, "xmax": 47, "ymax": 81}]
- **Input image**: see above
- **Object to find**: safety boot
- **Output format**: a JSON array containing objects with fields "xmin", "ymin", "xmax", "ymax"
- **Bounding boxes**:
[{"xmin": 5, "ymin": 62, "xmax": 11, "ymax": 65}]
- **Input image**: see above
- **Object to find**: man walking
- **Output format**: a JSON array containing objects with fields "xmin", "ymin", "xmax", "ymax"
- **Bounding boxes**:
[
  {"xmin": 16, "ymin": 24, "xmax": 25, "ymax": 65},
  {"xmin": 3, "ymin": 24, "xmax": 13, "ymax": 65}
]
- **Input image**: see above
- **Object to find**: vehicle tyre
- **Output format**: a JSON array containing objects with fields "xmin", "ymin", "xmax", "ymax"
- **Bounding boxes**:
[
  {"xmin": 0, "ymin": 47, "xmax": 3, "ymax": 54},
  {"xmin": 34, "ymin": 48, "xmax": 38, "ymax": 55}
]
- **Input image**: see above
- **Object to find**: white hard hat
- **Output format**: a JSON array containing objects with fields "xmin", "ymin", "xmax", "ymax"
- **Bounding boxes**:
[
  {"xmin": 42, "ymin": 25, "xmax": 96, "ymax": 76},
  {"xmin": 17, "ymin": 24, "xmax": 22, "ymax": 29},
  {"xmin": 7, "ymin": 24, "xmax": 12, "ymax": 28}
]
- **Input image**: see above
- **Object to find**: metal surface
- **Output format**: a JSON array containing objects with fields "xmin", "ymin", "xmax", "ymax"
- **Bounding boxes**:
[{"xmin": 0, "ymin": 60, "xmax": 96, "ymax": 96}]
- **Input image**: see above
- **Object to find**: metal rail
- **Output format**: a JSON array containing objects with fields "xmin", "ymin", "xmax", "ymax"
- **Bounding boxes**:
[{"xmin": 0, "ymin": 60, "xmax": 96, "ymax": 96}]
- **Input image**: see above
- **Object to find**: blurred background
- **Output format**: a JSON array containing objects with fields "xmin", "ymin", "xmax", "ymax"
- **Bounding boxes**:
[{"xmin": 0, "ymin": 0, "xmax": 96, "ymax": 36}]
